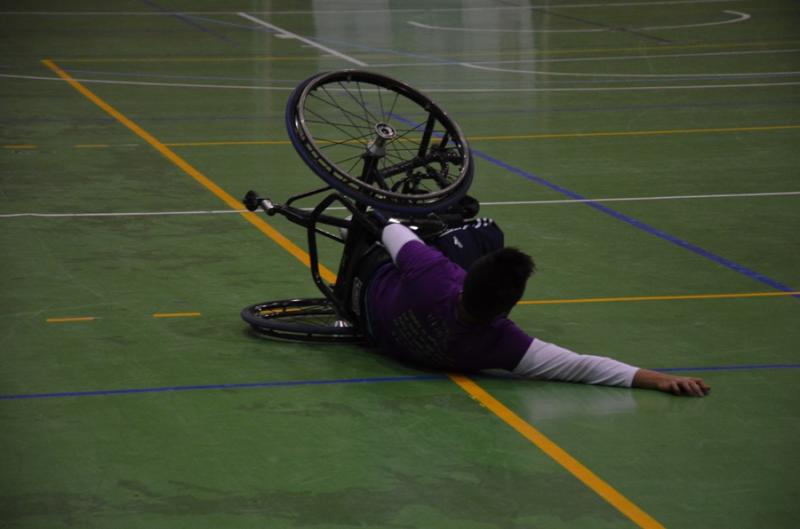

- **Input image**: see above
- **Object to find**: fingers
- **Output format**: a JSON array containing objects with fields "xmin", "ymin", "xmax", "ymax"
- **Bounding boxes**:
[{"xmin": 670, "ymin": 377, "xmax": 711, "ymax": 397}]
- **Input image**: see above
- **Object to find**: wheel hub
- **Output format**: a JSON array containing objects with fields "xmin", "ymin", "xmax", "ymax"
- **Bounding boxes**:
[{"xmin": 375, "ymin": 122, "xmax": 396, "ymax": 140}]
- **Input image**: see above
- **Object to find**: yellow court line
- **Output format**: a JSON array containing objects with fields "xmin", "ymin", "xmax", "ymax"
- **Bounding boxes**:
[
  {"xmin": 41, "ymin": 59, "xmax": 336, "ymax": 284},
  {"xmin": 519, "ymin": 291, "xmax": 800, "ymax": 305},
  {"xmin": 57, "ymin": 55, "xmax": 321, "ymax": 64},
  {"xmin": 46, "ymin": 316, "xmax": 97, "ymax": 323},
  {"xmin": 153, "ymin": 312, "xmax": 203, "ymax": 318},
  {"xmin": 468, "ymin": 124, "xmax": 800, "ymax": 142},
  {"xmin": 449, "ymin": 374, "xmax": 665, "ymax": 529},
  {"xmin": 35, "ymin": 59, "xmax": 737, "ymax": 529},
  {"xmin": 162, "ymin": 124, "xmax": 800, "ymax": 149},
  {"xmin": 164, "ymin": 139, "xmax": 291, "ymax": 147},
  {"xmin": 74, "ymin": 143, "xmax": 140, "ymax": 149},
  {"xmin": 6, "ymin": 124, "xmax": 797, "ymax": 153}
]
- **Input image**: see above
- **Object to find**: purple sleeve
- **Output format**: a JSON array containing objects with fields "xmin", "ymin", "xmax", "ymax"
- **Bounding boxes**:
[{"xmin": 491, "ymin": 319, "xmax": 535, "ymax": 371}]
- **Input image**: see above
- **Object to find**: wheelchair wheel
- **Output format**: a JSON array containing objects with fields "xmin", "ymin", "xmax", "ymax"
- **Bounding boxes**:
[
  {"xmin": 286, "ymin": 70, "xmax": 473, "ymax": 215},
  {"xmin": 241, "ymin": 298, "xmax": 362, "ymax": 343}
]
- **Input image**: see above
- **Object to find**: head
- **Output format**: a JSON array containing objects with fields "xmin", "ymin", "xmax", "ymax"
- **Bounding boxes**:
[{"xmin": 460, "ymin": 247, "xmax": 535, "ymax": 324}]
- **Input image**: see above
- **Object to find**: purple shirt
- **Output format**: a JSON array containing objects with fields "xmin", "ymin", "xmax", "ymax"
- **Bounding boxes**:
[{"xmin": 368, "ymin": 241, "xmax": 533, "ymax": 372}]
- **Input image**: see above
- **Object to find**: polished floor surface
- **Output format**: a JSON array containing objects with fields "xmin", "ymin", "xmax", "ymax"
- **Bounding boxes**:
[{"xmin": 1, "ymin": 1, "xmax": 799, "ymax": 528}]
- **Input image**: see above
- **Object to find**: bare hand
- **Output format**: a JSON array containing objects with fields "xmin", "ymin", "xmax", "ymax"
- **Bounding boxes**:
[
  {"xmin": 633, "ymin": 369, "xmax": 711, "ymax": 397},
  {"xmin": 655, "ymin": 375, "xmax": 711, "ymax": 397}
]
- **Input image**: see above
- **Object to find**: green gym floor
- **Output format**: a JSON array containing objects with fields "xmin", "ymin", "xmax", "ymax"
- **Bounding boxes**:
[{"xmin": 1, "ymin": 1, "xmax": 799, "ymax": 528}]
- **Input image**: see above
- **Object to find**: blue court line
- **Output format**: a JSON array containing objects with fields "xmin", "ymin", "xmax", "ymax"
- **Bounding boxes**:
[
  {"xmin": 386, "ymin": 112, "xmax": 798, "ymax": 295},
  {"xmin": 2, "ymin": 365, "xmax": 798, "ymax": 401},
  {"xmin": 472, "ymin": 149, "xmax": 800, "ymax": 295},
  {"xmin": 655, "ymin": 363, "xmax": 800, "ymax": 373},
  {"xmin": 0, "ymin": 374, "xmax": 447, "ymax": 401},
  {"xmin": 139, "ymin": 0, "xmax": 240, "ymax": 47}
]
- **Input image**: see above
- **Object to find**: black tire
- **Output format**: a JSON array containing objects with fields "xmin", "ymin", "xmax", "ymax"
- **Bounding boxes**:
[
  {"xmin": 286, "ymin": 70, "xmax": 473, "ymax": 215},
  {"xmin": 241, "ymin": 298, "xmax": 362, "ymax": 343}
]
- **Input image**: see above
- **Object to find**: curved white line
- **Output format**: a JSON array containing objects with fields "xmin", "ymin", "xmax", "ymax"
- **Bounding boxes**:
[
  {"xmin": 408, "ymin": 20, "xmax": 605, "ymax": 34},
  {"xmin": 470, "ymin": 48, "xmax": 800, "ymax": 67},
  {"xmin": 408, "ymin": 10, "xmax": 750, "ymax": 34},
  {"xmin": 459, "ymin": 61, "xmax": 800, "ymax": 79},
  {"xmin": 368, "ymin": 49, "xmax": 800, "ymax": 69},
  {"xmin": 0, "ymin": 1, "xmax": 745, "ymax": 16},
  {"xmin": 3, "ymin": 73, "xmax": 800, "ymax": 93},
  {"xmin": 640, "ymin": 10, "xmax": 750, "ymax": 29}
]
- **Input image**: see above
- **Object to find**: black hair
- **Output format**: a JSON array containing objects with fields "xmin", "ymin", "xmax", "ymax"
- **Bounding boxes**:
[{"xmin": 461, "ymin": 247, "xmax": 535, "ymax": 323}]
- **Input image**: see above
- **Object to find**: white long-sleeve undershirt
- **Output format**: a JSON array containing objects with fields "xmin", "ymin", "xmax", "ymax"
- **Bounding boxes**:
[
  {"xmin": 382, "ymin": 223, "xmax": 421, "ymax": 262},
  {"xmin": 510, "ymin": 339, "xmax": 638, "ymax": 387}
]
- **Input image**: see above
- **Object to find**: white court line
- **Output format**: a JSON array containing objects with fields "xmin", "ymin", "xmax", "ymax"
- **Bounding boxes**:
[
  {"xmin": 2, "ymin": 192, "xmax": 797, "ymax": 219},
  {"xmin": 0, "ymin": 73, "xmax": 293, "ymax": 91},
  {"xmin": 370, "ymin": 48, "xmax": 800, "ymax": 69},
  {"xmin": 472, "ymin": 48, "xmax": 800, "ymax": 66},
  {"xmin": 459, "ymin": 60, "xmax": 800, "ymax": 78},
  {"xmin": 641, "ymin": 10, "xmax": 750, "ymax": 30},
  {"xmin": 236, "ymin": 12, "xmax": 368, "ymax": 67},
  {"xmin": 4, "ymin": 72, "xmax": 800, "ymax": 93},
  {"xmin": 0, "ymin": 1, "xmax": 741, "ymax": 16},
  {"xmin": 407, "ymin": 20, "xmax": 603, "ymax": 34},
  {"xmin": 479, "ymin": 191, "xmax": 800, "ymax": 206},
  {"xmin": 0, "ymin": 210, "xmax": 248, "ymax": 219},
  {"xmin": 407, "ymin": 10, "xmax": 749, "ymax": 34}
]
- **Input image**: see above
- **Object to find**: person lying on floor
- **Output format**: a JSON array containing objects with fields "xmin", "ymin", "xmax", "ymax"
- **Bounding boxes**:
[{"xmin": 362, "ymin": 222, "xmax": 710, "ymax": 397}]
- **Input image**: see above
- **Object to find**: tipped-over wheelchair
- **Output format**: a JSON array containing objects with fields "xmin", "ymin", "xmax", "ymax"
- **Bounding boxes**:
[{"xmin": 241, "ymin": 70, "xmax": 489, "ymax": 343}]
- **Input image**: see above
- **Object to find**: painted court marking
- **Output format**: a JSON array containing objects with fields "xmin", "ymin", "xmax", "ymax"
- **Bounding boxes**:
[
  {"xmin": 518, "ymin": 291, "xmax": 800, "ymax": 305},
  {"xmin": 5, "ymin": 72, "xmax": 800, "ymax": 93},
  {"xmin": 0, "ymin": 1, "xmax": 746, "ymax": 16},
  {"xmin": 473, "ymin": 148, "xmax": 800, "ymax": 296},
  {"xmin": 236, "ymin": 12, "xmax": 368, "ymax": 67},
  {"xmin": 40, "ymin": 59, "xmax": 336, "ymax": 284},
  {"xmin": 152, "ymin": 312, "xmax": 202, "ymax": 318},
  {"xmin": 449, "ymin": 374, "xmax": 665, "ymax": 529},
  {"xmin": 4, "ymin": 123, "xmax": 800, "ymax": 153},
  {"xmin": 3, "ymin": 364, "xmax": 798, "ymax": 401},
  {"xmin": 44, "ymin": 290, "xmax": 800, "ymax": 324},
  {"xmin": 371, "ymin": 47, "xmax": 800, "ymax": 68},
  {"xmin": 408, "ymin": 9, "xmax": 750, "ymax": 33},
  {"xmin": 381, "ymin": 112, "xmax": 799, "ymax": 297},
  {"xmin": 34, "ymin": 54, "xmax": 787, "ymax": 529},
  {"xmin": 460, "ymin": 62, "xmax": 800, "ymax": 80},
  {"xmin": 3, "ymin": 191, "xmax": 798, "ymax": 220}
]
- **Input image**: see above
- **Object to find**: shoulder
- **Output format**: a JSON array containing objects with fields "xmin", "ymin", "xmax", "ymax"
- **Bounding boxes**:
[
  {"xmin": 489, "ymin": 317, "xmax": 534, "ymax": 353},
  {"xmin": 396, "ymin": 241, "xmax": 465, "ymax": 281}
]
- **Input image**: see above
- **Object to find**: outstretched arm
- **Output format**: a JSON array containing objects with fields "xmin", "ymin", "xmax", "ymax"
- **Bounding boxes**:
[{"xmin": 512, "ymin": 339, "xmax": 710, "ymax": 397}]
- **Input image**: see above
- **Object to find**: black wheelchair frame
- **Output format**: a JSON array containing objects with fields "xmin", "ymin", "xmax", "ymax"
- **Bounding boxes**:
[{"xmin": 240, "ymin": 70, "xmax": 477, "ymax": 342}]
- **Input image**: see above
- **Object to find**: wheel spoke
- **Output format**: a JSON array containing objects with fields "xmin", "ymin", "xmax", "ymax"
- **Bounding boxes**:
[
  {"xmin": 339, "ymin": 80, "xmax": 381, "ymax": 126},
  {"xmin": 304, "ymin": 105, "xmax": 370, "ymax": 144},
  {"xmin": 333, "ymin": 152, "xmax": 367, "ymax": 167},
  {"xmin": 291, "ymin": 71, "xmax": 471, "ymax": 211},
  {"xmin": 303, "ymin": 117, "xmax": 373, "ymax": 130},
  {"xmin": 346, "ymin": 156, "xmax": 364, "ymax": 175},
  {"xmin": 312, "ymin": 87, "xmax": 372, "ymax": 137},
  {"xmin": 316, "ymin": 133, "xmax": 374, "ymax": 150}
]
